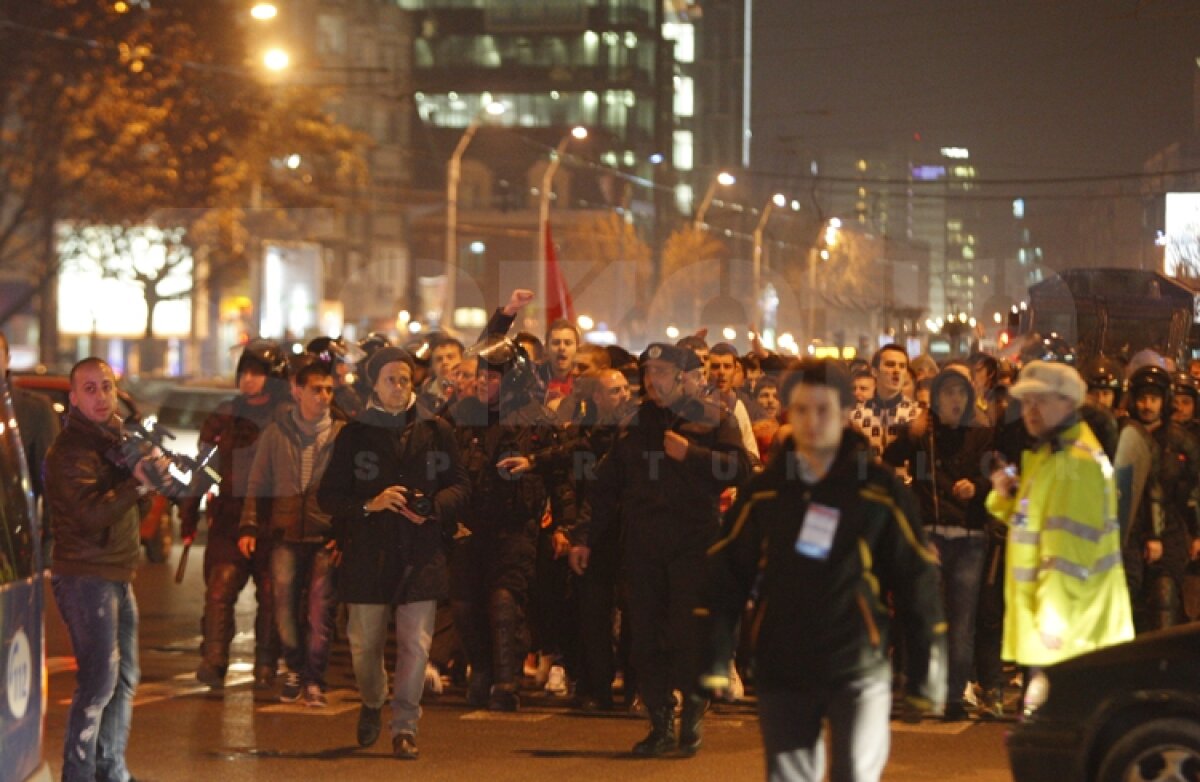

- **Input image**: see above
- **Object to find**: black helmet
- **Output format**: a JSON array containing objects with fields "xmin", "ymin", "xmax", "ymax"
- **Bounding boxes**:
[
  {"xmin": 306, "ymin": 336, "xmax": 366, "ymax": 370},
  {"xmin": 235, "ymin": 339, "xmax": 288, "ymax": 380},
  {"xmin": 1083, "ymin": 357, "xmax": 1123, "ymax": 392},
  {"xmin": 1128, "ymin": 364, "xmax": 1174, "ymax": 408},
  {"xmin": 1173, "ymin": 372, "xmax": 1198, "ymax": 401},
  {"xmin": 357, "ymin": 332, "xmax": 393, "ymax": 362},
  {"xmin": 466, "ymin": 334, "xmax": 538, "ymax": 403}
]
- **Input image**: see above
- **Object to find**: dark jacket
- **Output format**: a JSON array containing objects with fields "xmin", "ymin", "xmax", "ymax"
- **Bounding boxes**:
[
  {"xmin": 449, "ymin": 395, "xmax": 574, "ymax": 535},
  {"xmin": 701, "ymin": 432, "xmax": 947, "ymax": 705},
  {"xmin": 884, "ymin": 371, "xmax": 994, "ymax": 531},
  {"xmin": 178, "ymin": 394, "xmax": 286, "ymax": 539},
  {"xmin": 571, "ymin": 396, "xmax": 752, "ymax": 548},
  {"xmin": 239, "ymin": 410, "xmax": 344, "ymax": 543},
  {"xmin": 44, "ymin": 407, "xmax": 142, "ymax": 581},
  {"xmin": 318, "ymin": 403, "xmax": 471, "ymax": 604}
]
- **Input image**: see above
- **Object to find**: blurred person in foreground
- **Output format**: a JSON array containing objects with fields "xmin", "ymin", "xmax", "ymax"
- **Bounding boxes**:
[
  {"xmin": 986, "ymin": 361, "xmax": 1133, "ymax": 715},
  {"xmin": 700, "ymin": 359, "xmax": 945, "ymax": 782},
  {"xmin": 46, "ymin": 358, "xmax": 168, "ymax": 782}
]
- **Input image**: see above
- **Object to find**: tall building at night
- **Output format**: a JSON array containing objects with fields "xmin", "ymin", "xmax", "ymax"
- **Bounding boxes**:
[{"xmin": 392, "ymin": 0, "xmax": 676, "ymax": 332}]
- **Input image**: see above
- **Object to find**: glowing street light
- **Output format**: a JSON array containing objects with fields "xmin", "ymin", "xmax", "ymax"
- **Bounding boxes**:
[
  {"xmin": 577, "ymin": 314, "xmax": 595, "ymax": 331},
  {"xmin": 262, "ymin": 48, "xmax": 290, "ymax": 71},
  {"xmin": 665, "ymin": 326, "xmax": 680, "ymax": 340},
  {"xmin": 251, "ymin": 3, "xmax": 278, "ymax": 20},
  {"xmin": 722, "ymin": 327, "xmax": 737, "ymax": 341},
  {"xmin": 694, "ymin": 171, "xmax": 736, "ymax": 229},
  {"xmin": 537, "ymin": 126, "xmax": 589, "ymax": 333}
]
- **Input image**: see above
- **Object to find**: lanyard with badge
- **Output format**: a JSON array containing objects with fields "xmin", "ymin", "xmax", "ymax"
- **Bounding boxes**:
[{"xmin": 795, "ymin": 502, "xmax": 840, "ymax": 560}]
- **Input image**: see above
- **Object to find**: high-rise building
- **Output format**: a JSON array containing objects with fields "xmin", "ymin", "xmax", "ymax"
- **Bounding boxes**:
[{"xmin": 394, "ymin": 0, "xmax": 676, "ymax": 332}]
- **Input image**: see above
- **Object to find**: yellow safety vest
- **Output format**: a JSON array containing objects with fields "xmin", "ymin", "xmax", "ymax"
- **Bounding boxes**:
[{"xmin": 986, "ymin": 421, "xmax": 1134, "ymax": 667}]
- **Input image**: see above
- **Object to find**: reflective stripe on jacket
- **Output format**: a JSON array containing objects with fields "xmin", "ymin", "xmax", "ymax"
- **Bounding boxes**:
[{"xmin": 986, "ymin": 420, "xmax": 1134, "ymax": 667}]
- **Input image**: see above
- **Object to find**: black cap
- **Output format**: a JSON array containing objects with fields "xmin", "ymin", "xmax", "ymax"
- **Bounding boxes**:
[{"xmin": 639, "ymin": 343, "xmax": 699, "ymax": 371}]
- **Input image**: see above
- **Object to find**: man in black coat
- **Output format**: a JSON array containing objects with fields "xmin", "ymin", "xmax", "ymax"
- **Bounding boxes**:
[
  {"xmin": 569, "ymin": 343, "xmax": 752, "ymax": 758},
  {"xmin": 318, "ymin": 347, "xmax": 469, "ymax": 760}
]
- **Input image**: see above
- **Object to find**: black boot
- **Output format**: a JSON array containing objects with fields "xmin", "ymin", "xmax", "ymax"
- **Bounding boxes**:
[
  {"xmin": 453, "ymin": 600, "xmax": 493, "ymax": 708},
  {"xmin": 678, "ymin": 695, "xmax": 708, "ymax": 757},
  {"xmin": 632, "ymin": 706, "xmax": 677, "ymax": 757},
  {"xmin": 487, "ymin": 589, "xmax": 522, "ymax": 712}
]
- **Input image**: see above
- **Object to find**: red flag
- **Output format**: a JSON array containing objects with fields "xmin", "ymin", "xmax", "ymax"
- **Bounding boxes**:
[{"xmin": 544, "ymin": 222, "xmax": 575, "ymax": 324}]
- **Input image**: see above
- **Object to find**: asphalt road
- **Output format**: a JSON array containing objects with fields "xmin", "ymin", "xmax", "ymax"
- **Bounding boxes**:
[{"xmin": 40, "ymin": 544, "xmax": 1019, "ymax": 781}]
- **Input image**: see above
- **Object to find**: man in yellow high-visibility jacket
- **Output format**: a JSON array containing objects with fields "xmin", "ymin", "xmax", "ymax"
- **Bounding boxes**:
[{"xmin": 987, "ymin": 361, "xmax": 1134, "ymax": 687}]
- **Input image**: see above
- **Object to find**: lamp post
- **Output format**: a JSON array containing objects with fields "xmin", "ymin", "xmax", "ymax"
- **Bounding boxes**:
[
  {"xmin": 808, "ymin": 217, "xmax": 841, "ymax": 345},
  {"xmin": 537, "ymin": 125, "xmax": 587, "ymax": 333},
  {"xmin": 445, "ymin": 100, "xmax": 505, "ymax": 329},
  {"xmin": 693, "ymin": 171, "xmax": 736, "ymax": 231},
  {"xmin": 753, "ymin": 193, "xmax": 786, "ymax": 324}
]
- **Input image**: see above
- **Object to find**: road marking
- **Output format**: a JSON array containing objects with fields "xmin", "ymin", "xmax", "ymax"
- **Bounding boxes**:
[
  {"xmin": 258, "ymin": 688, "xmax": 360, "ymax": 716},
  {"xmin": 461, "ymin": 710, "xmax": 553, "ymax": 722},
  {"xmin": 891, "ymin": 720, "xmax": 975, "ymax": 735}
]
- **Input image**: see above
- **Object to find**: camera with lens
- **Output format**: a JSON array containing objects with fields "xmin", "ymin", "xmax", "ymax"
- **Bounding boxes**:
[
  {"xmin": 399, "ymin": 486, "xmax": 434, "ymax": 518},
  {"xmin": 107, "ymin": 418, "xmax": 222, "ymax": 501}
]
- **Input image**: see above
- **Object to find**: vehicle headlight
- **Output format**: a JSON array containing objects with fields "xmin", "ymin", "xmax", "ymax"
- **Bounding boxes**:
[{"xmin": 1023, "ymin": 669, "xmax": 1050, "ymax": 717}]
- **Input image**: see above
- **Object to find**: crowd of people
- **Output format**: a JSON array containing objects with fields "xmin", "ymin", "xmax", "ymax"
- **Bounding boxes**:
[{"xmin": 36, "ymin": 286, "xmax": 1183, "ymax": 781}]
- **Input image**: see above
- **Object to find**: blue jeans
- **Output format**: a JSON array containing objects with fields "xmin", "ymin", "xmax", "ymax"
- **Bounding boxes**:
[
  {"xmin": 930, "ymin": 531, "xmax": 988, "ymax": 705},
  {"xmin": 347, "ymin": 601, "xmax": 437, "ymax": 736},
  {"xmin": 758, "ymin": 676, "xmax": 892, "ymax": 782},
  {"xmin": 52, "ymin": 575, "xmax": 140, "ymax": 782},
  {"xmin": 271, "ymin": 542, "xmax": 336, "ymax": 687}
]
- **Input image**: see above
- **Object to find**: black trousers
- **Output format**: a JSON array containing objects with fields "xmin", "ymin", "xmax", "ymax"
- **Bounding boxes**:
[
  {"xmin": 624, "ymin": 523, "xmax": 714, "ymax": 712},
  {"xmin": 201, "ymin": 532, "xmax": 278, "ymax": 670}
]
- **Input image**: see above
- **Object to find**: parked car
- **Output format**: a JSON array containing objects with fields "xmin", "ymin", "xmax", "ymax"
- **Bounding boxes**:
[
  {"xmin": 0, "ymin": 374, "xmax": 51, "ymax": 782},
  {"xmin": 10, "ymin": 374, "xmax": 172, "ymax": 563},
  {"xmin": 1008, "ymin": 623, "xmax": 1200, "ymax": 782}
]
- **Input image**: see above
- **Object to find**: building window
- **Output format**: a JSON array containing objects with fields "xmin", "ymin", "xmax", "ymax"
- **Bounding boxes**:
[
  {"xmin": 674, "ymin": 75, "xmax": 693, "ymax": 117},
  {"xmin": 675, "ymin": 183, "xmax": 694, "ymax": 214},
  {"xmin": 316, "ymin": 15, "xmax": 346, "ymax": 56},
  {"xmin": 662, "ymin": 22, "xmax": 694, "ymax": 63},
  {"xmin": 673, "ymin": 130, "xmax": 693, "ymax": 171}
]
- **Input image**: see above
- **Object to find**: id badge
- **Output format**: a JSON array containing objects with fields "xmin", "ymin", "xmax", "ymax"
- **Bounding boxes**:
[{"xmin": 796, "ymin": 503, "xmax": 840, "ymax": 560}]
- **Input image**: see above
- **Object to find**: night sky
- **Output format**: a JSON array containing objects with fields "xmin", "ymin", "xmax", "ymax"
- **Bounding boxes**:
[{"xmin": 752, "ymin": 0, "xmax": 1199, "ymax": 178}]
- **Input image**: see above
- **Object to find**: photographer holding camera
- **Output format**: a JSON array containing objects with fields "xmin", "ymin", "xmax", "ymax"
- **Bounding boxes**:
[
  {"xmin": 317, "ymin": 347, "xmax": 469, "ymax": 760},
  {"xmin": 45, "ymin": 358, "xmax": 168, "ymax": 782}
]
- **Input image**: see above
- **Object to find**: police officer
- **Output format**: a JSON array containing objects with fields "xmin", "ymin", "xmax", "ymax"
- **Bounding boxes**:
[
  {"xmin": 1171, "ymin": 372, "xmax": 1200, "ymax": 438},
  {"xmin": 448, "ymin": 335, "xmax": 575, "ymax": 711},
  {"xmin": 569, "ymin": 343, "xmax": 751, "ymax": 758},
  {"xmin": 1083, "ymin": 356, "xmax": 1125, "ymax": 415},
  {"xmin": 182, "ymin": 340, "xmax": 291, "ymax": 689},
  {"xmin": 1123, "ymin": 365, "xmax": 1200, "ymax": 631}
]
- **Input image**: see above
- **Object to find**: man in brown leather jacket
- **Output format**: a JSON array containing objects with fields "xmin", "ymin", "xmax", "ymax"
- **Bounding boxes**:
[{"xmin": 45, "ymin": 358, "xmax": 163, "ymax": 782}]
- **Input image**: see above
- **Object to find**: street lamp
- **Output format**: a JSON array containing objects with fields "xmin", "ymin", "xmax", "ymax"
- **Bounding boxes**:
[
  {"xmin": 752, "ymin": 193, "xmax": 786, "ymax": 325},
  {"xmin": 444, "ymin": 100, "xmax": 506, "ymax": 328},
  {"xmin": 808, "ymin": 217, "xmax": 842, "ymax": 343},
  {"xmin": 693, "ymin": 171, "xmax": 736, "ymax": 230},
  {"xmin": 537, "ymin": 126, "xmax": 588, "ymax": 333},
  {"xmin": 262, "ymin": 48, "xmax": 290, "ymax": 72},
  {"xmin": 250, "ymin": 3, "xmax": 278, "ymax": 20}
]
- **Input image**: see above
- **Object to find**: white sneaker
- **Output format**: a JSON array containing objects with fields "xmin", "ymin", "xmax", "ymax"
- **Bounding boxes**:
[
  {"xmin": 544, "ymin": 664, "xmax": 568, "ymax": 695},
  {"xmin": 424, "ymin": 663, "xmax": 444, "ymax": 697},
  {"xmin": 722, "ymin": 665, "xmax": 745, "ymax": 703}
]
